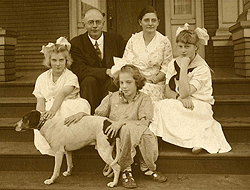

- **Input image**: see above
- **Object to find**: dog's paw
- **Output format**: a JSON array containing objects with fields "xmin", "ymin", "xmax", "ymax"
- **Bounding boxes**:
[
  {"xmin": 107, "ymin": 181, "xmax": 117, "ymax": 188},
  {"xmin": 44, "ymin": 179, "xmax": 54, "ymax": 185},
  {"xmin": 62, "ymin": 171, "xmax": 72, "ymax": 177}
]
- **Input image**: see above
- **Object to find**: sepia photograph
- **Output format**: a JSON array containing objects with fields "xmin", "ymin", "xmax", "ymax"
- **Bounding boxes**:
[{"xmin": 0, "ymin": 0, "xmax": 250, "ymax": 189}]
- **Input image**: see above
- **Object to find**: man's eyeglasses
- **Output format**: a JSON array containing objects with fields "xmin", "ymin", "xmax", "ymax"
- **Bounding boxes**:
[{"xmin": 87, "ymin": 20, "xmax": 103, "ymax": 26}]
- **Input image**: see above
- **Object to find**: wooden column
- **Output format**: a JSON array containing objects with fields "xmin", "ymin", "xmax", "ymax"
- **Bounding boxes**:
[{"xmin": 0, "ymin": 28, "xmax": 18, "ymax": 81}]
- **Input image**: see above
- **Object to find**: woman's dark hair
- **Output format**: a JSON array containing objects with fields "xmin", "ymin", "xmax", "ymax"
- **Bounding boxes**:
[
  {"xmin": 176, "ymin": 30, "xmax": 199, "ymax": 46},
  {"xmin": 113, "ymin": 65, "xmax": 146, "ymax": 90},
  {"xmin": 137, "ymin": 6, "xmax": 159, "ymax": 21}
]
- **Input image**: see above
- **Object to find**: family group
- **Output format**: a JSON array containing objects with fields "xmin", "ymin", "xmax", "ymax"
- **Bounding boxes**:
[{"xmin": 32, "ymin": 6, "xmax": 231, "ymax": 189}]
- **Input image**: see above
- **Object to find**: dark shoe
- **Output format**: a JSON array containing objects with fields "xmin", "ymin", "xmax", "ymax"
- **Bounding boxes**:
[
  {"xmin": 122, "ymin": 171, "xmax": 137, "ymax": 189},
  {"xmin": 143, "ymin": 170, "xmax": 167, "ymax": 183}
]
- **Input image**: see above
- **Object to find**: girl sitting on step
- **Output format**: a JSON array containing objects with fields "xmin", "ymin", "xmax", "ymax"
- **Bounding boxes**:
[
  {"xmin": 65, "ymin": 64, "xmax": 167, "ymax": 188},
  {"xmin": 33, "ymin": 37, "xmax": 90, "ymax": 156},
  {"xmin": 149, "ymin": 23, "xmax": 232, "ymax": 154}
]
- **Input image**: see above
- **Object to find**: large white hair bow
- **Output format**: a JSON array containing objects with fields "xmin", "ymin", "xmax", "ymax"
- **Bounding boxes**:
[
  {"xmin": 111, "ymin": 57, "xmax": 131, "ymax": 77},
  {"xmin": 176, "ymin": 23, "xmax": 209, "ymax": 45},
  {"xmin": 194, "ymin": 27, "xmax": 209, "ymax": 45},
  {"xmin": 176, "ymin": 23, "xmax": 190, "ymax": 37},
  {"xmin": 40, "ymin": 36, "xmax": 71, "ymax": 55}
]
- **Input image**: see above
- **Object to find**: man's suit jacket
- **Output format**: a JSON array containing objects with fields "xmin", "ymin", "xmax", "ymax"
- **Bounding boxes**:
[{"xmin": 70, "ymin": 32, "xmax": 126, "ymax": 83}]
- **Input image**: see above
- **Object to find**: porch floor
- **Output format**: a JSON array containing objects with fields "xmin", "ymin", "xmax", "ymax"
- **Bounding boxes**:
[{"xmin": 0, "ymin": 171, "xmax": 250, "ymax": 190}]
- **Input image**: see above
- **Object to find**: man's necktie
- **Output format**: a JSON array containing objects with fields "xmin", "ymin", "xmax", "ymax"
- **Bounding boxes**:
[{"xmin": 94, "ymin": 41, "xmax": 102, "ymax": 60}]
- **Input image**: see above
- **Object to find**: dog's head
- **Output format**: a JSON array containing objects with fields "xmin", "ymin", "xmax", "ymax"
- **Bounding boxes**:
[{"xmin": 15, "ymin": 110, "xmax": 42, "ymax": 131}]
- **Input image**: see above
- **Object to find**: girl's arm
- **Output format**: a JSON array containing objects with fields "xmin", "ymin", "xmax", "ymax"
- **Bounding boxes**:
[
  {"xmin": 165, "ymin": 84, "xmax": 179, "ymax": 99},
  {"xmin": 43, "ymin": 85, "xmax": 75, "ymax": 119},
  {"xmin": 36, "ymin": 98, "xmax": 46, "ymax": 112},
  {"xmin": 177, "ymin": 57, "xmax": 197, "ymax": 98}
]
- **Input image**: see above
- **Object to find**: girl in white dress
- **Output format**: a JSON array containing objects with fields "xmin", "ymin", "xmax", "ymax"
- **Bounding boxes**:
[
  {"xmin": 149, "ymin": 24, "xmax": 231, "ymax": 154},
  {"xmin": 33, "ymin": 37, "xmax": 91, "ymax": 156},
  {"xmin": 120, "ymin": 6, "xmax": 173, "ymax": 102}
]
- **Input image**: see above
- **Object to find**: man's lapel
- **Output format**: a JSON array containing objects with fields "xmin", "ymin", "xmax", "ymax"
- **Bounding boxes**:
[
  {"xmin": 103, "ymin": 32, "xmax": 114, "ymax": 67},
  {"xmin": 82, "ymin": 33, "xmax": 100, "ymax": 61}
]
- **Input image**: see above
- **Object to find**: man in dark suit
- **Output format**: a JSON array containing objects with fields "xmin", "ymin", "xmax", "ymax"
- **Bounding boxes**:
[{"xmin": 70, "ymin": 8, "xmax": 126, "ymax": 114}]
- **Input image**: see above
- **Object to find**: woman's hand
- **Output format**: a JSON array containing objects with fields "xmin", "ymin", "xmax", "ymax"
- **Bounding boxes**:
[
  {"xmin": 64, "ymin": 112, "xmax": 89, "ymax": 127},
  {"xmin": 146, "ymin": 74, "xmax": 158, "ymax": 84},
  {"xmin": 42, "ymin": 110, "xmax": 56, "ymax": 120},
  {"xmin": 178, "ymin": 97, "xmax": 194, "ymax": 110},
  {"xmin": 105, "ymin": 121, "xmax": 125, "ymax": 138}
]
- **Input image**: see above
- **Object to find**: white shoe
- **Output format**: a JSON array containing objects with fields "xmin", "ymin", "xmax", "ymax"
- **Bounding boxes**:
[{"xmin": 192, "ymin": 147, "xmax": 202, "ymax": 154}]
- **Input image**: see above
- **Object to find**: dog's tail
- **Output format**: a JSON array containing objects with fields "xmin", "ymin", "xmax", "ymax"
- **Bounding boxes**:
[
  {"xmin": 110, "ymin": 138, "xmax": 120, "ymax": 166},
  {"xmin": 103, "ymin": 138, "xmax": 121, "ymax": 178}
]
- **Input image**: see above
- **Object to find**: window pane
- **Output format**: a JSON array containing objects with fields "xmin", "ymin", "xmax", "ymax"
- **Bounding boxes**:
[{"xmin": 174, "ymin": 0, "xmax": 192, "ymax": 15}]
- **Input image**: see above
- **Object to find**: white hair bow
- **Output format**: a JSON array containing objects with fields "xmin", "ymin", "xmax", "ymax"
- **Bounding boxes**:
[
  {"xmin": 40, "ymin": 37, "xmax": 71, "ymax": 54},
  {"xmin": 175, "ymin": 23, "xmax": 209, "ymax": 45},
  {"xmin": 111, "ymin": 57, "xmax": 130, "ymax": 77},
  {"xmin": 176, "ymin": 23, "xmax": 190, "ymax": 37},
  {"xmin": 194, "ymin": 27, "xmax": 209, "ymax": 45}
]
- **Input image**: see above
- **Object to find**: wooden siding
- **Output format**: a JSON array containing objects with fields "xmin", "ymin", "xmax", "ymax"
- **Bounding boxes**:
[{"xmin": 0, "ymin": 0, "xmax": 70, "ymax": 71}]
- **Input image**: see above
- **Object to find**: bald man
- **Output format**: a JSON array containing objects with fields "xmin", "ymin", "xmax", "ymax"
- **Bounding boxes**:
[{"xmin": 70, "ymin": 8, "xmax": 126, "ymax": 114}]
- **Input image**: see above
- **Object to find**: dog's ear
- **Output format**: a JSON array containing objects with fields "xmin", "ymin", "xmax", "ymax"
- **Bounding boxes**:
[{"xmin": 23, "ymin": 110, "xmax": 41, "ymax": 128}]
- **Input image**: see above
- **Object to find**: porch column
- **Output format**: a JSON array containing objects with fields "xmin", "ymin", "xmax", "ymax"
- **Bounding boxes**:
[
  {"xmin": 0, "ymin": 28, "xmax": 18, "ymax": 81},
  {"xmin": 230, "ymin": 1, "xmax": 250, "ymax": 77},
  {"xmin": 212, "ymin": 0, "xmax": 243, "ymax": 46}
]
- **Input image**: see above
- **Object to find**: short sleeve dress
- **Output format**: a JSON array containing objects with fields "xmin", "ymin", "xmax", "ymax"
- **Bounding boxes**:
[
  {"xmin": 33, "ymin": 68, "xmax": 91, "ymax": 156},
  {"xmin": 95, "ymin": 91, "xmax": 158, "ymax": 171},
  {"xmin": 150, "ymin": 54, "xmax": 231, "ymax": 154},
  {"xmin": 123, "ymin": 31, "xmax": 173, "ymax": 102}
]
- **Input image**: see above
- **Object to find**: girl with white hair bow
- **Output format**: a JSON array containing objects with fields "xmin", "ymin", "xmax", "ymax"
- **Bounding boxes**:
[
  {"xmin": 33, "ymin": 37, "xmax": 91, "ymax": 156},
  {"xmin": 149, "ymin": 24, "xmax": 231, "ymax": 154}
]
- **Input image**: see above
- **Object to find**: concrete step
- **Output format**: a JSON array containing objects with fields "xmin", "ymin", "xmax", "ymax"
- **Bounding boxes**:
[
  {"xmin": 0, "ymin": 142, "xmax": 249, "ymax": 175},
  {"xmin": 0, "ymin": 95, "xmax": 250, "ymax": 118},
  {"xmin": 1, "ymin": 117, "xmax": 250, "ymax": 143},
  {"xmin": 1, "ymin": 171, "xmax": 249, "ymax": 190}
]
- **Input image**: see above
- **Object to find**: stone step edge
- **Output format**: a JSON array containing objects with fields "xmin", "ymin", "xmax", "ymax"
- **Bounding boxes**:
[
  {"xmin": 0, "ymin": 142, "xmax": 249, "ymax": 159},
  {"xmin": 1, "ymin": 95, "xmax": 250, "ymax": 104},
  {"xmin": 1, "ymin": 117, "xmax": 250, "ymax": 129}
]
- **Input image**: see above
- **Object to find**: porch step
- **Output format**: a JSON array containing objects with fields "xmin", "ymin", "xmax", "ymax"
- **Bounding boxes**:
[
  {"xmin": 1, "ymin": 76, "xmax": 250, "ymax": 97},
  {"xmin": 0, "ymin": 95, "xmax": 249, "ymax": 118},
  {"xmin": 0, "ymin": 141, "xmax": 249, "ymax": 175},
  {"xmin": 213, "ymin": 77, "xmax": 250, "ymax": 95},
  {"xmin": 0, "ymin": 97, "xmax": 36, "ymax": 118},
  {"xmin": 1, "ymin": 117, "xmax": 250, "ymax": 143},
  {"xmin": 213, "ymin": 95, "xmax": 250, "ymax": 117}
]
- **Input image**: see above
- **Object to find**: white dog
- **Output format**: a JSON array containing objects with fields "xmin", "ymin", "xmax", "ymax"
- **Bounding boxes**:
[{"xmin": 15, "ymin": 110, "xmax": 120, "ymax": 187}]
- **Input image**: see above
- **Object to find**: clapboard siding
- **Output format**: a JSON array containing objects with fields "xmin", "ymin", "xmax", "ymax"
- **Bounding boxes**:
[{"xmin": 0, "ymin": 0, "xmax": 70, "ymax": 71}]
